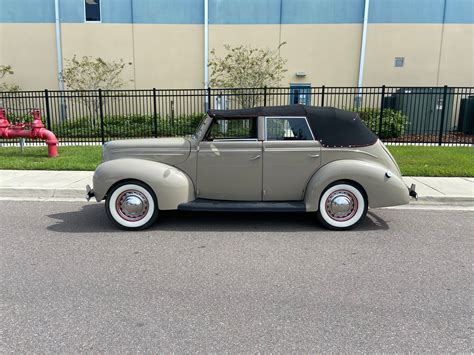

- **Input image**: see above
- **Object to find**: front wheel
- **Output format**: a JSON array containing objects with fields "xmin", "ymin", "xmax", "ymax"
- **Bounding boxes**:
[
  {"xmin": 316, "ymin": 182, "xmax": 367, "ymax": 230},
  {"xmin": 105, "ymin": 181, "xmax": 159, "ymax": 230}
]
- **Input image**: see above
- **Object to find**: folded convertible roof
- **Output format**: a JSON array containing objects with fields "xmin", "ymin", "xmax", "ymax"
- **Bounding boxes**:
[{"xmin": 207, "ymin": 105, "xmax": 378, "ymax": 147}]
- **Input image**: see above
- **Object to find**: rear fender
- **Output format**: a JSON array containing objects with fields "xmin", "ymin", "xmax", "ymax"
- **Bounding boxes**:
[
  {"xmin": 304, "ymin": 159, "xmax": 409, "ymax": 211},
  {"xmin": 93, "ymin": 158, "xmax": 195, "ymax": 210}
]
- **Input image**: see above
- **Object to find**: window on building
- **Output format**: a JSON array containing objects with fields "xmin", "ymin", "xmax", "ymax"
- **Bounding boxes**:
[
  {"xmin": 394, "ymin": 57, "xmax": 405, "ymax": 67},
  {"xmin": 266, "ymin": 117, "xmax": 314, "ymax": 141},
  {"xmin": 85, "ymin": 0, "xmax": 101, "ymax": 22}
]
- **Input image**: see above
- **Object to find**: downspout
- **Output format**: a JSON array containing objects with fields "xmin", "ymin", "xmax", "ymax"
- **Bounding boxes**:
[
  {"xmin": 278, "ymin": 0, "xmax": 283, "ymax": 47},
  {"xmin": 130, "ymin": 0, "xmax": 137, "ymax": 89},
  {"xmin": 204, "ymin": 0, "xmax": 209, "ymax": 110},
  {"xmin": 357, "ymin": 0, "xmax": 369, "ymax": 106},
  {"xmin": 436, "ymin": 0, "xmax": 447, "ymax": 86},
  {"xmin": 54, "ymin": 0, "xmax": 64, "ymax": 91},
  {"xmin": 54, "ymin": 0, "xmax": 67, "ymax": 121}
]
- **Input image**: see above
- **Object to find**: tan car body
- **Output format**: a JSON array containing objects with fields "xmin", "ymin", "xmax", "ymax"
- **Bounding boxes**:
[{"xmin": 92, "ymin": 114, "xmax": 410, "ymax": 212}]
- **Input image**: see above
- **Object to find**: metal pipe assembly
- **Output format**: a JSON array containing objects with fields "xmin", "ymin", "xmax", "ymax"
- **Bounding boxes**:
[{"xmin": 0, "ymin": 109, "xmax": 59, "ymax": 157}]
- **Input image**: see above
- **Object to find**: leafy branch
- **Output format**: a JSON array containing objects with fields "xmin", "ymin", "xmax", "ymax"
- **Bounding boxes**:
[{"xmin": 208, "ymin": 43, "xmax": 287, "ymax": 108}]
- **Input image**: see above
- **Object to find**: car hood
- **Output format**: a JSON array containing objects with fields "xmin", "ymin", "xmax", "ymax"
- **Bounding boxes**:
[{"xmin": 102, "ymin": 137, "xmax": 191, "ymax": 165}]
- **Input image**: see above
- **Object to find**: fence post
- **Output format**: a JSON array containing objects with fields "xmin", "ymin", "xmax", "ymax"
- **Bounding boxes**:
[
  {"xmin": 207, "ymin": 87, "xmax": 211, "ymax": 111},
  {"xmin": 321, "ymin": 85, "xmax": 325, "ymax": 107},
  {"xmin": 263, "ymin": 86, "xmax": 267, "ymax": 106},
  {"xmin": 438, "ymin": 85, "xmax": 448, "ymax": 146},
  {"xmin": 98, "ymin": 89, "xmax": 105, "ymax": 144},
  {"xmin": 44, "ymin": 89, "xmax": 52, "ymax": 130},
  {"xmin": 153, "ymin": 88, "xmax": 158, "ymax": 138},
  {"xmin": 378, "ymin": 85, "xmax": 386, "ymax": 136}
]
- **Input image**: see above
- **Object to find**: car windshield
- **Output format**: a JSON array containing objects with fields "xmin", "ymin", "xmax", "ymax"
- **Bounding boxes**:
[{"xmin": 188, "ymin": 114, "xmax": 208, "ymax": 140}]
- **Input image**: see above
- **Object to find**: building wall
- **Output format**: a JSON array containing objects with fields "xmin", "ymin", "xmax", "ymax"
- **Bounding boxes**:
[
  {"xmin": 0, "ymin": 24, "xmax": 59, "ymax": 89},
  {"xmin": 364, "ymin": 24, "xmax": 473, "ymax": 87},
  {"xmin": 0, "ymin": 0, "xmax": 472, "ymax": 90},
  {"xmin": 208, "ymin": 24, "xmax": 364, "ymax": 86},
  {"xmin": 437, "ymin": 24, "xmax": 474, "ymax": 86}
]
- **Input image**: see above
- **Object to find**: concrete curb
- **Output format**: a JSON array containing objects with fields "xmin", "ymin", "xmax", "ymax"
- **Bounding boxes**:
[
  {"xmin": 415, "ymin": 196, "xmax": 474, "ymax": 204},
  {"xmin": 0, "ymin": 187, "xmax": 85, "ymax": 200},
  {"xmin": 0, "ymin": 186, "xmax": 472, "ymax": 206}
]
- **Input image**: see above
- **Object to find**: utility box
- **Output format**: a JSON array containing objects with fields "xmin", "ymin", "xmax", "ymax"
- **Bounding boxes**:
[
  {"xmin": 457, "ymin": 96, "xmax": 474, "ymax": 135},
  {"xmin": 388, "ymin": 88, "xmax": 454, "ymax": 135}
]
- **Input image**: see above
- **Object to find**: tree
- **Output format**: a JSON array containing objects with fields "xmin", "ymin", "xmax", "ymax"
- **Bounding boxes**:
[
  {"xmin": 61, "ymin": 55, "xmax": 132, "ymax": 121},
  {"xmin": 208, "ymin": 43, "xmax": 287, "ymax": 108},
  {"xmin": 62, "ymin": 55, "xmax": 132, "ymax": 91},
  {"xmin": 0, "ymin": 65, "xmax": 20, "ymax": 92}
]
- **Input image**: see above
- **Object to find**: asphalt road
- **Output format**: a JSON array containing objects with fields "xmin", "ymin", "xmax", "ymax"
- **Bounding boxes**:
[{"xmin": 0, "ymin": 201, "xmax": 472, "ymax": 352}]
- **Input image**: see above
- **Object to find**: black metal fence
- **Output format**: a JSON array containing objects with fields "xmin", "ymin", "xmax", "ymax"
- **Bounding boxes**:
[{"xmin": 1, "ymin": 86, "xmax": 473, "ymax": 146}]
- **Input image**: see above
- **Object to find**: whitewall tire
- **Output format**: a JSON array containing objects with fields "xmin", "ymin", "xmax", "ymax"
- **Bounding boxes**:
[
  {"xmin": 105, "ymin": 181, "xmax": 159, "ymax": 230},
  {"xmin": 316, "ymin": 182, "xmax": 367, "ymax": 230}
]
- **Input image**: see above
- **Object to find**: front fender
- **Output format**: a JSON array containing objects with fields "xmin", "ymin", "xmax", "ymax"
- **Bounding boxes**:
[
  {"xmin": 304, "ymin": 159, "xmax": 409, "ymax": 211},
  {"xmin": 93, "ymin": 158, "xmax": 195, "ymax": 210}
]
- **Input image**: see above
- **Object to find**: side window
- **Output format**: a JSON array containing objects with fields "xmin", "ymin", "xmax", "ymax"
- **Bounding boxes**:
[
  {"xmin": 85, "ymin": 0, "xmax": 101, "ymax": 22},
  {"xmin": 205, "ymin": 118, "xmax": 257, "ymax": 141},
  {"xmin": 266, "ymin": 117, "xmax": 313, "ymax": 141}
]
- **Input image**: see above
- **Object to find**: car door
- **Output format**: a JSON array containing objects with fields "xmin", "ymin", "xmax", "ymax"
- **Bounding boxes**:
[
  {"xmin": 197, "ymin": 117, "xmax": 262, "ymax": 201},
  {"xmin": 263, "ymin": 116, "xmax": 321, "ymax": 201}
]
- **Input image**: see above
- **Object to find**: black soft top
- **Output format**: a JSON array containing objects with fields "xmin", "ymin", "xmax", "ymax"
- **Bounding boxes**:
[{"xmin": 207, "ymin": 105, "xmax": 378, "ymax": 147}]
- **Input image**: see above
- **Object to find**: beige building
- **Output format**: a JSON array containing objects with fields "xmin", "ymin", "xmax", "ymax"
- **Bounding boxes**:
[{"xmin": 1, "ymin": 0, "xmax": 473, "ymax": 90}]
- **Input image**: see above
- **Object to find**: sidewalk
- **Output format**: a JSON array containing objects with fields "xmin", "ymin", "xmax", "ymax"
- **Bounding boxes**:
[
  {"xmin": 0, "ymin": 170, "xmax": 92, "ymax": 200},
  {"xmin": 0, "ymin": 170, "xmax": 473, "ymax": 205}
]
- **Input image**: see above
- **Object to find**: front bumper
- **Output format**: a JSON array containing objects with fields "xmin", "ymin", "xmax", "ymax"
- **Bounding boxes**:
[
  {"xmin": 408, "ymin": 183, "xmax": 418, "ymax": 200},
  {"xmin": 85, "ymin": 184, "xmax": 95, "ymax": 202}
]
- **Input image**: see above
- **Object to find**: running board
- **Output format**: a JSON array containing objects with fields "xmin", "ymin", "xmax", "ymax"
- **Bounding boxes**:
[{"xmin": 178, "ymin": 199, "xmax": 306, "ymax": 212}]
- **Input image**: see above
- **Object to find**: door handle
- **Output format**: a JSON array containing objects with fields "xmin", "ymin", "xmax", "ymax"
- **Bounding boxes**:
[
  {"xmin": 250, "ymin": 154, "xmax": 262, "ymax": 161},
  {"xmin": 308, "ymin": 154, "xmax": 320, "ymax": 158}
]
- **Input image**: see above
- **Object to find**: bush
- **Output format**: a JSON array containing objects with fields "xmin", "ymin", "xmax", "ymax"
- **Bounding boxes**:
[
  {"xmin": 2, "ymin": 111, "xmax": 32, "ymax": 124},
  {"xmin": 52, "ymin": 113, "xmax": 204, "ymax": 139},
  {"xmin": 159, "ymin": 113, "xmax": 204, "ymax": 136},
  {"xmin": 351, "ymin": 108, "xmax": 408, "ymax": 139}
]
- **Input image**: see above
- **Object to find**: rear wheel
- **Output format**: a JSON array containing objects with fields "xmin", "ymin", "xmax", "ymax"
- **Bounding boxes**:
[
  {"xmin": 105, "ymin": 181, "xmax": 158, "ymax": 230},
  {"xmin": 316, "ymin": 182, "xmax": 367, "ymax": 230}
]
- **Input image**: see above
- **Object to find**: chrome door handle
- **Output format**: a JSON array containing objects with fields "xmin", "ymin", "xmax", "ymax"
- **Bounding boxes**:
[
  {"xmin": 250, "ymin": 154, "xmax": 262, "ymax": 161},
  {"xmin": 308, "ymin": 154, "xmax": 320, "ymax": 158}
]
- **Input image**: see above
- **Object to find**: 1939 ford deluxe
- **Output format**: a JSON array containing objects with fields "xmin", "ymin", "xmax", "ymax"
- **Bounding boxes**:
[{"xmin": 86, "ymin": 105, "xmax": 417, "ymax": 231}]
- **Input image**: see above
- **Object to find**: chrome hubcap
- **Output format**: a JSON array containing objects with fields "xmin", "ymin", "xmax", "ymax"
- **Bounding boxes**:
[
  {"xmin": 116, "ymin": 190, "xmax": 149, "ymax": 222},
  {"xmin": 325, "ymin": 190, "xmax": 358, "ymax": 222}
]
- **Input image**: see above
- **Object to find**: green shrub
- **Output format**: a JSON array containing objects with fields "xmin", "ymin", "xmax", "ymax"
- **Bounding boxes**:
[
  {"xmin": 158, "ymin": 113, "xmax": 204, "ymax": 136},
  {"xmin": 351, "ymin": 108, "xmax": 408, "ymax": 139},
  {"xmin": 51, "ymin": 113, "xmax": 204, "ymax": 139},
  {"xmin": 3, "ymin": 111, "xmax": 34, "ymax": 124},
  {"xmin": 103, "ymin": 114, "xmax": 154, "ymax": 137}
]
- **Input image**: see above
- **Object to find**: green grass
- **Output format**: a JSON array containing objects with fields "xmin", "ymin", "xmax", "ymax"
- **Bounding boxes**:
[
  {"xmin": 388, "ymin": 146, "xmax": 473, "ymax": 177},
  {"xmin": 0, "ymin": 145, "xmax": 472, "ymax": 176},
  {"xmin": 0, "ymin": 146, "xmax": 102, "ymax": 171}
]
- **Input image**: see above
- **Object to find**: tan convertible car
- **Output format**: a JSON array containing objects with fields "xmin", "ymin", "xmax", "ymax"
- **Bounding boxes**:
[{"xmin": 86, "ymin": 105, "xmax": 417, "ymax": 230}]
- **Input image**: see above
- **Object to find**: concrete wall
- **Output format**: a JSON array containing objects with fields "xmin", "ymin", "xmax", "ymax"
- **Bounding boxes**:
[
  {"xmin": 437, "ymin": 24, "xmax": 474, "ymax": 86},
  {"xmin": 208, "ymin": 24, "xmax": 363, "ymax": 87},
  {"xmin": 60, "ymin": 24, "xmax": 204, "ymax": 89},
  {"xmin": 0, "ymin": 0, "xmax": 472, "ymax": 90},
  {"xmin": 363, "ymin": 24, "xmax": 473, "ymax": 86},
  {"xmin": 0, "ymin": 24, "xmax": 58, "ymax": 89}
]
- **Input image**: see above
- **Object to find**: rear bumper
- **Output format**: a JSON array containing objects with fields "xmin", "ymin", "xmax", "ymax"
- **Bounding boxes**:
[{"xmin": 408, "ymin": 183, "xmax": 418, "ymax": 200}]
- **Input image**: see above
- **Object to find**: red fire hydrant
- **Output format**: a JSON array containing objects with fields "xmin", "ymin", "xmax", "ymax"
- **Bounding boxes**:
[{"xmin": 0, "ymin": 108, "xmax": 59, "ymax": 157}]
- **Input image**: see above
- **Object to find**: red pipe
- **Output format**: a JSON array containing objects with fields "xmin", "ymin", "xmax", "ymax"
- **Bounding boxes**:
[{"xmin": 0, "ymin": 108, "xmax": 59, "ymax": 157}]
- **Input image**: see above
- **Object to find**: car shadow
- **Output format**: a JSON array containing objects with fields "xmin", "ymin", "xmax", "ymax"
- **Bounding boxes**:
[{"xmin": 46, "ymin": 204, "xmax": 388, "ymax": 234}]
